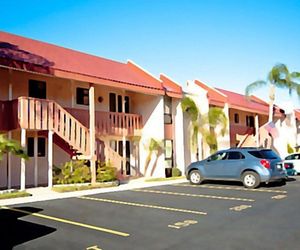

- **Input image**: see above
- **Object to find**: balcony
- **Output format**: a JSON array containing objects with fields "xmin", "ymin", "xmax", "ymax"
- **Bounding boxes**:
[
  {"xmin": 0, "ymin": 100, "xmax": 18, "ymax": 131},
  {"xmin": 66, "ymin": 108, "xmax": 142, "ymax": 137}
]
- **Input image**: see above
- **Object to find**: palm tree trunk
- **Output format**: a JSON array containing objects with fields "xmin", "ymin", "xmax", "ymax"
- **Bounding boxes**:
[{"xmin": 268, "ymin": 84, "xmax": 275, "ymax": 122}]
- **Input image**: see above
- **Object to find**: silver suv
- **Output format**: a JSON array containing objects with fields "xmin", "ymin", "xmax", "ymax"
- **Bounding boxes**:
[{"xmin": 186, "ymin": 147, "xmax": 286, "ymax": 188}]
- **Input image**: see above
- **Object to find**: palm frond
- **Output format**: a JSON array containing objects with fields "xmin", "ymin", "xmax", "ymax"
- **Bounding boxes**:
[
  {"xmin": 181, "ymin": 97, "xmax": 199, "ymax": 122},
  {"xmin": 245, "ymin": 80, "xmax": 267, "ymax": 96}
]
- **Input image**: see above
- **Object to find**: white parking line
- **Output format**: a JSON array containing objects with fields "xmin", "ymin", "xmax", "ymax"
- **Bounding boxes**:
[
  {"xmin": 133, "ymin": 189, "xmax": 254, "ymax": 202},
  {"xmin": 173, "ymin": 184, "xmax": 287, "ymax": 194}
]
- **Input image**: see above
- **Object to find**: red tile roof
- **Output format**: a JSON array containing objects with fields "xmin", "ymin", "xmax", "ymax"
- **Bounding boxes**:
[
  {"xmin": 0, "ymin": 31, "xmax": 164, "ymax": 95},
  {"xmin": 160, "ymin": 74, "xmax": 182, "ymax": 98},
  {"xmin": 194, "ymin": 80, "xmax": 227, "ymax": 107},
  {"xmin": 216, "ymin": 88, "xmax": 283, "ymax": 116}
]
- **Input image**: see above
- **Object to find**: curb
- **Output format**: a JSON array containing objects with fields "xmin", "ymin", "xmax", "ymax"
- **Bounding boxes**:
[{"xmin": 0, "ymin": 178, "xmax": 187, "ymax": 206}]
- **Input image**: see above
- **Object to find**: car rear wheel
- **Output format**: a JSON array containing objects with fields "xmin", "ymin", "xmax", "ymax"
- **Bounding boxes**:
[
  {"xmin": 242, "ymin": 171, "xmax": 260, "ymax": 189},
  {"xmin": 189, "ymin": 170, "xmax": 203, "ymax": 185}
]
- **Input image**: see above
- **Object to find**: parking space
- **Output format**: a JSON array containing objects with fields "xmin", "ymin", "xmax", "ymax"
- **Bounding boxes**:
[{"xmin": 2, "ymin": 177, "xmax": 300, "ymax": 249}]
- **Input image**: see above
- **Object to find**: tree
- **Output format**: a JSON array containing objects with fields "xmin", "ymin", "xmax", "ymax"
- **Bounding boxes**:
[
  {"xmin": 0, "ymin": 134, "xmax": 28, "ymax": 160},
  {"xmin": 181, "ymin": 97, "xmax": 200, "ymax": 152},
  {"xmin": 199, "ymin": 107, "xmax": 228, "ymax": 154},
  {"xmin": 245, "ymin": 63, "xmax": 300, "ymax": 122},
  {"xmin": 181, "ymin": 97, "xmax": 228, "ymax": 156},
  {"xmin": 144, "ymin": 138, "xmax": 164, "ymax": 176}
]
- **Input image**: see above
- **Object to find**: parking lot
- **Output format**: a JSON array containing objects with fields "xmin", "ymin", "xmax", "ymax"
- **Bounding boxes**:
[{"xmin": 2, "ymin": 177, "xmax": 300, "ymax": 250}]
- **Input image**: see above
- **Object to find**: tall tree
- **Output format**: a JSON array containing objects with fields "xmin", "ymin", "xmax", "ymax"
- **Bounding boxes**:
[
  {"xmin": 245, "ymin": 63, "xmax": 300, "ymax": 122},
  {"xmin": 181, "ymin": 97, "xmax": 228, "ymax": 156},
  {"xmin": 199, "ymin": 107, "xmax": 228, "ymax": 154}
]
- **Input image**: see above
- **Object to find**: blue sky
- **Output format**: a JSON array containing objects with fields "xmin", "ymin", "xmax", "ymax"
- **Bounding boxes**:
[{"xmin": 1, "ymin": 0, "xmax": 300, "ymax": 106}]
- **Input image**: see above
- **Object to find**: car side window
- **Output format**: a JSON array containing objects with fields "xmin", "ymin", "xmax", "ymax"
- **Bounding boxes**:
[
  {"xmin": 209, "ymin": 152, "xmax": 227, "ymax": 161},
  {"xmin": 227, "ymin": 151, "xmax": 245, "ymax": 160},
  {"xmin": 285, "ymin": 155, "xmax": 292, "ymax": 160},
  {"xmin": 295, "ymin": 154, "xmax": 300, "ymax": 160}
]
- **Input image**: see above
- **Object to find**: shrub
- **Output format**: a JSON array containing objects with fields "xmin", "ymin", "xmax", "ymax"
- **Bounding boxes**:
[
  {"xmin": 287, "ymin": 143, "xmax": 294, "ymax": 154},
  {"xmin": 97, "ymin": 161, "xmax": 117, "ymax": 182},
  {"xmin": 172, "ymin": 167, "xmax": 182, "ymax": 177},
  {"xmin": 54, "ymin": 160, "xmax": 91, "ymax": 184}
]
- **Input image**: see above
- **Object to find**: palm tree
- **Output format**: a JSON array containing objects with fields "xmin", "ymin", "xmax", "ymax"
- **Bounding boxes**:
[
  {"xmin": 181, "ymin": 97, "xmax": 228, "ymax": 156},
  {"xmin": 199, "ymin": 107, "xmax": 228, "ymax": 154},
  {"xmin": 245, "ymin": 63, "xmax": 300, "ymax": 122},
  {"xmin": 181, "ymin": 97, "xmax": 200, "ymax": 152},
  {"xmin": 144, "ymin": 138, "xmax": 164, "ymax": 176},
  {"xmin": 0, "ymin": 134, "xmax": 28, "ymax": 160}
]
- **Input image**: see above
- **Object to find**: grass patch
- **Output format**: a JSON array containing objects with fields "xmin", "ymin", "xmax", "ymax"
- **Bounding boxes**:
[
  {"xmin": 52, "ymin": 181, "xmax": 119, "ymax": 193},
  {"xmin": 145, "ymin": 176, "xmax": 185, "ymax": 182},
  {"xmin": 0, "ymin": 191, "xmax": 31, "ymax": 200}
]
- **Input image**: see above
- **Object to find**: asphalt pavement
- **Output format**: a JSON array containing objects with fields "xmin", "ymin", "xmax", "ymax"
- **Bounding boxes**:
[{"xmin": 1, "ymin": 176, "xmax": 300, "ymax": 250}]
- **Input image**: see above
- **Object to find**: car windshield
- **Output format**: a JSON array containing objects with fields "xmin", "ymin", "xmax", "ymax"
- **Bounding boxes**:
[{"xmin": 248, "ymin": 150, "xmax": 279, "ymax": 159}]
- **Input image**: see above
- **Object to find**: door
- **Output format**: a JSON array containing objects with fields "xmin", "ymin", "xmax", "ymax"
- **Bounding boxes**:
[
  {"xmin": 203, "ymin": 152, "xmax": 228, "ymax": 179},
  {"xmin": 28, "ymin": 80, "xmax": 46, "ymax": 99},
  {"xmin": 222, "ymin": 151, "xmax": 246, "ymax": 179}
]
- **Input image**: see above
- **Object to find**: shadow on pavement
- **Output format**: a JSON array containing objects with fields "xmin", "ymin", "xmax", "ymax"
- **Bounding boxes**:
[
  {"xmin": 0, "ymin": 207, "xmax": 56, "ymax": 249},
  {"xmin": 202, "ymin": 179, "xmax": 289, "ymax": 188}
]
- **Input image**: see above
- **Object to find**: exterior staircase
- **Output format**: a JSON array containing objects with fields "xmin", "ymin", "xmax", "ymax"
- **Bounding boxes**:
[{"xmin": 18, "ymin": 97, "xmax": 90, "ymax": 157}]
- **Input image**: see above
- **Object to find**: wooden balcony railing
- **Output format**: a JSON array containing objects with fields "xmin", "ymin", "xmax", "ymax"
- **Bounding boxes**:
[
  {"xmin": 66, "ymin": 108, "xmax": 142, "ymax": 137},
  {"xmin": 18, "ymin": 97, "xmax": 90, "ymax": 155}
]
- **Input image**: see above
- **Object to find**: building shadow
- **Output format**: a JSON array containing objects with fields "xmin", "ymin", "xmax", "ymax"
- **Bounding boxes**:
[
  {"xmin": 0, "ymin": 42, "xmax": 54, "ymax": 75},
  {"xmin": 0, "ymin": 206, "xmax": 56, "ymax": 249}
]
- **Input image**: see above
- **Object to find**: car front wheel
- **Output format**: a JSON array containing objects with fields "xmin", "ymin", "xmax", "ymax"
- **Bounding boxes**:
[
  {"xmin": 189, "ymin": 170, "xmax": 203, "ymax": 185},
  {"xmin": 242, "ymin": 171, "xmax": 260, "ymax": 189}
]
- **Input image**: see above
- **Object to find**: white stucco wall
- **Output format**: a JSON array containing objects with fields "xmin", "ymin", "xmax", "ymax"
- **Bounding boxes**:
[
  {"xmin": 173, "ymin": 98, "xmax": 185, "ymax": 174},
  {"xmin": 274, "ymin": 112, "xmax": 297, "ymax": 158},
  {"xmin": 183, "ymin": 80, "xmax": 211, "ymax": 165},
  {"xmin": 134, "ymin": 94, "xmax": 165, "ymax": 177}
]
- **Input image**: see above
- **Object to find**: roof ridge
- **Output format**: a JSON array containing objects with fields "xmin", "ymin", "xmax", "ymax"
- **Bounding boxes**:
[{"xmin": 0, "ymin": 30, "xmax": 127, "ymax": 66}]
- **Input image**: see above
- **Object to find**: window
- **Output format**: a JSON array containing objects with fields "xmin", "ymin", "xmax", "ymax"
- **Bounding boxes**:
[
  {"xmin": 27, "ymin": 137, "xmax": 46, "ymax": 157},
  {"xmin": 109, "ymin": 93, "xmax": 116, "ymax": 112},
  {"xmin": 227, "ymin": 151, "xmax": 245, "ymax": 160},
  {"xmin": 109, "ymin": 93, "xmax": 130, "ymax": 113},
  {"xmin": 118, "ymin": 95, "xmax": 122, "ymax": 112},
  {"xmin": 234, "ymin": 113, "xmax": 239, "ymax": 123},
  {"xmin": 165, "ymin": 140, "xmax": 173, "ymax": 167},
  {"xmin": 246, "ymin": 115, "xmax": 255, "ymax": 127},
  {"xmin": 248, "ymin": 150, "xmax": 279, "ymax": 159},
  {"xmin": 208, "ymin": 152, "xmax": 227, "ymax": 161},
  {"xmin": 76, "ymin": 88, "xmax": 89, "ymax": 105},
  {"xmin": 164, "ymin": 96, "xmax": 172, "ymax": 124},
  {"xmin": 124, "ymin": 96, "xmax": 130, "ymax": 113},
  {"xmin": 27, "ymin": 137, "xmax": 34, "ymax": 157},
  {"xmin": 29, "ymin": 80, "xmax": 46, "ymax": 99},
  {"xmin": 38, "ymin": 137, "xmax": 46, "ymax": 157}
]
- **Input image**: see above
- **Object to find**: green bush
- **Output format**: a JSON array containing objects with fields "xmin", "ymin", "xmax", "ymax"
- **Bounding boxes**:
[
  {"xmin": 53, "ymin": 160, "xmax": 91, "ymax": 184},
  {"xmin": 172, "ymin": 167, "xmax": 182, "ymax": 177},
  {"xmin": 96, "ymin": 161, "xmax": 117, "ymax": 182},
  {"xmin": 287, "ymin": 143, "xmax": 294, "ymax": 154}
]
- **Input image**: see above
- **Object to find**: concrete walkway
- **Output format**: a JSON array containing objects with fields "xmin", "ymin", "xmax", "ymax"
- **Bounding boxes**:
[{"xmin": 0, "ymin": 178, "xmax": 187, "ymax": 206}]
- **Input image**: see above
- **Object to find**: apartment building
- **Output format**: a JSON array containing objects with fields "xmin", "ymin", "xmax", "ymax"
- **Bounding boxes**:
[{"xmin": 0, "ymin": 31, "xmax": 183, "ymax": 189}]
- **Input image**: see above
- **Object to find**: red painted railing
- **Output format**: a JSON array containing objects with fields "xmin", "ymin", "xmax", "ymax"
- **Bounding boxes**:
[{"xmin": 0, "ymin": 100, "xmax": 18, "ymax": 131}]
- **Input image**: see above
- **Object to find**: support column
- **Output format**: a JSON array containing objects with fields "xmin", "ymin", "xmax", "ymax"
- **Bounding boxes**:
[
  {"xmin": 255, "ymin": 114, "xmax": 259, "ymax": 147},
  {"xmin": 89, "ymin": 85, "xmax": 96, "ymax": 184},
  {"xmin": 122, "ymin": 95, "xmax": 126, "ymax": 175},
  {"xmin": 48, "ymin": 130, "xmax": 53, "ymax": 188},
  {"xmin": 34, "ymin": 132, "xmax": 38, "ymax": 187},
  {"xmin": 7, "ymin": 72, "xmax": 13, "ymax": 189},
  {"xmin": 20, "ymin": 129, "xmax": 26, "ymax": 191},
  {"xmin": 7, "ymin": 132, "xmax": 12, "ymax": 189}
]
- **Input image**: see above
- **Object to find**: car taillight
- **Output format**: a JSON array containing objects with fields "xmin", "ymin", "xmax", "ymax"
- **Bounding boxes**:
[{"xmin": 260, "ymin": 159, "xmax": 270, "ymax": 169}]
